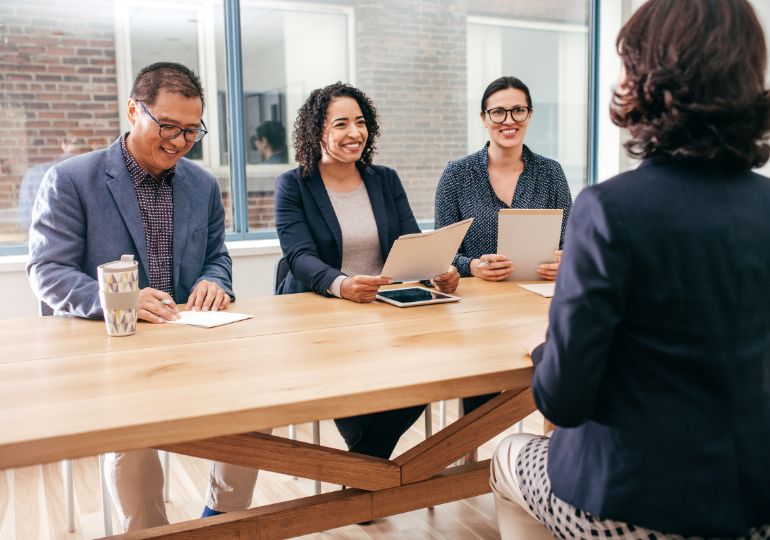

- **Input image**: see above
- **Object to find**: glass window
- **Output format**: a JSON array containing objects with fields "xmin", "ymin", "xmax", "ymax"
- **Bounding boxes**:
[
  {"xmin": 232, "ymin": 4, "xmax": 351, "ymax": 233},
  {"xmin": 0, "ymin": 0, "xmax": 591, "ymax": 249},
  {"xmin": 468, "ymin": 16, "xmax": 589, "ymax": 198},
  {"xmin": 0, "ymin": 0, "xmax": 121, "ymax": 246},
  {"xmin": 120, "ymin": 1, "xmax": 231, "ymax": 228}
]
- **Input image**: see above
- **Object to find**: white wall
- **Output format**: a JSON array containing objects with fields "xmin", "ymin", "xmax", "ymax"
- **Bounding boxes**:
[{"xmin": 0, "ymin": 241, "xmax": 282, "ymax": 320}]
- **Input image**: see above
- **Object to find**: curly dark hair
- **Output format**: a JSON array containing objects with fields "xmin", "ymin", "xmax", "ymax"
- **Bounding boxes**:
[
  {"xmin": 293, "ymin": 82, "xmax": 380, "ymax": 177},
  {"xmin": 611, "ymin": 0, "xmax": 770, "ymax": 170}
]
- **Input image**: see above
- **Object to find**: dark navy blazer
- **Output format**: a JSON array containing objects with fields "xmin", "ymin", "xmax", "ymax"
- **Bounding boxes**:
[
  {"xmin": 531, "ymin": 157, "xmax": 770, "ymax": 537},
  {"xmin": 274, "ymin": 164, "xmax": 420, "ymax": 295}
]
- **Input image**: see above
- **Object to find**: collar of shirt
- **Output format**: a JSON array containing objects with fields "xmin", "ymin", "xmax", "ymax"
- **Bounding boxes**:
[
  {"xmin": 479, "ymin": 141, "xmax": 533, "ymax": 171},
  {"xmin": 120, "ymin": 132, "xmax": 176, "ymax": 188}
]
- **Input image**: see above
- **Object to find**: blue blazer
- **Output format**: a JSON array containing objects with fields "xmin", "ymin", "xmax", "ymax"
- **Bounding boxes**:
[
  {"xmin": 27, "ymin": 137, "xmax": 233, "ymax": 318},
  {"xmin": 532, "ymin": 158, "xmax": 770, "ymax": 536},
  {"xmin": 274, "ymin": 164, "xmax": 420, "ymax": 295}
]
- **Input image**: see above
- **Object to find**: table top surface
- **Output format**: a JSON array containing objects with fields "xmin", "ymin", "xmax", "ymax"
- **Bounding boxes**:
[{"xmin": 0, "ymin": 278, "xmax": 549, "ymax": 469}]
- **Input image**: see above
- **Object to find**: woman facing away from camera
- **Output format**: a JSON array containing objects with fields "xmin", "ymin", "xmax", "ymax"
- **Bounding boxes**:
[
  {"xmin": 490, "ymin": 0, "xmax": 770, "ymax": 539},
  {"xmin": 434, "ymin": 76, "xmax": 572, "ymax": 416}
]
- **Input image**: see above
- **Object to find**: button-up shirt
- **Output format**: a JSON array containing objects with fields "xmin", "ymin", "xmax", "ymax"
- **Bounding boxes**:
[
  {"xmin": 434, "ymin": 143, "xmax": 573, "ymax": 277},
  {"xmin": 120, "ymin": 133, "xmax": 175, "ymax": 297}
]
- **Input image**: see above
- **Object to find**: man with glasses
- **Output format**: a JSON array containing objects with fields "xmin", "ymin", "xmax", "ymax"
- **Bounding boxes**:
[{"xmin": 27, "ymin": 62, "xmax": 242, "ymax": 531}]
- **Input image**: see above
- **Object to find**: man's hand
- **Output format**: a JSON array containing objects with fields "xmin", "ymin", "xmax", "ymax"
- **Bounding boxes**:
[
  {"xmin": 470, "ymin": 254, "xmax": 514, "ymax": 281},
  {"xmin": 536, "ymin": 250, "xmax": 562, "ymax": 281},
  {"xmin": 340, "ymin": 275, "xmax": 392, "ymax": 303},
  {"xmin": 138, "ymin": 288, "xmax": 179, "ymax": 323},
  {"xmin": 186, "ymin": 280, "xmax": 231, "ymax": 312},
  {"xmin": 432, "ymin": 265, "xmax": 460, "ymax": 293}
]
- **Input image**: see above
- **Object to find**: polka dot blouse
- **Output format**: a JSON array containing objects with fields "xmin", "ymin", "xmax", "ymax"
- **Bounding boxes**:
[{"xmin": 434, "ymin": 143, "xmax": 573, "ymax": 277}]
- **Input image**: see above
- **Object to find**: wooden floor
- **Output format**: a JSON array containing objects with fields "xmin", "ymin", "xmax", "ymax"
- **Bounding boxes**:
[{"xmin": 0, "ymin": 401, "xmax": 544, "ymax": 540}]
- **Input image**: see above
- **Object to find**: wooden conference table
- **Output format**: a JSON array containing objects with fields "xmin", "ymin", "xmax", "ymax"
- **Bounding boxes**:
[{"xmin": 0, "ymin": 278, "xmax": 549, "ymax": 539}]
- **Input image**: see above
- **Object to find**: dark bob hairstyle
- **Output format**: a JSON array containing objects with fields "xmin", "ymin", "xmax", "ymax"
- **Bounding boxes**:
[
  {"xmin": 480, "ymin": 76, "xmax": 532, "ymax": 113},
  {"xmin": 611, "ymin": 0, "xmax": 770, "ymax": 170},
  {"xmin": 293, "ymin": 82, "xmax": 380, "ymax": 177}
]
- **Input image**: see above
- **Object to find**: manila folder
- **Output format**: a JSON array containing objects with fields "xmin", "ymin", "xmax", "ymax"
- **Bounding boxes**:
[
  {"xmin": 497, "ymin": 209, "xmax": 563, "ymax": 281},
  {"xmin": 381, "ymin": 218, "xmax": 473, "ymax": 282}
]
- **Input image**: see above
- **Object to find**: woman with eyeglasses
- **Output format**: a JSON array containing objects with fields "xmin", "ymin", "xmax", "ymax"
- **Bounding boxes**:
[
  {"xmin": 434, "ymin": 76, "xmax": 572, "ymax": 416},
  {"xmin": 434, "ymin": 76, "xmax": 571, "ymax": 284}
]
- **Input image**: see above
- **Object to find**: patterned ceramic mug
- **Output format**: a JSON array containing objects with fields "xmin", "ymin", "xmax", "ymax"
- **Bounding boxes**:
[{"xmin": 97, "ymin": 254, "xmax": 139, "ymax": 336}]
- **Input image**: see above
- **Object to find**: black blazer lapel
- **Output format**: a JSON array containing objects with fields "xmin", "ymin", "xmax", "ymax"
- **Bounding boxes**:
[
  {"xmin": 104, "ymin": 140, "xmax": 150, "ymax": 279},
  {"xmin": 361, "ymin": 165, "xmax": 390, "ymax": 261},
  {"xmin": 307, "ymin": 168, "xmax": 344, "ymax": 259}
]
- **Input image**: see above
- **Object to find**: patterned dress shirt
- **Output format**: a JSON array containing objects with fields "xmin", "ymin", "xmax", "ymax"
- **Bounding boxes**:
[
  {"xmin": 434, "ymin": 143, "xmax": 572, "ymax": 277},
  {"xmin": 120, "ymin": 133, "xmax": 175, "ymax": 297}
]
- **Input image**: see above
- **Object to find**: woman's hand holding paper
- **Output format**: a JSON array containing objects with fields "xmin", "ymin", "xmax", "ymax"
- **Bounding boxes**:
[
  {"xmin": 432, "ymin": 265, "xmax": 460, "ymax": 293},
  {"xmin": 470, "ymin": 254, "xmax": 514, "ymax": 281}
]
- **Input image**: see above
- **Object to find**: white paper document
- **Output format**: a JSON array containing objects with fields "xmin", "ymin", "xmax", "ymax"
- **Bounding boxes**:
[
  {"xmin": 518, "ymin": 283, "xmax": 555, "ymax": 298},
  {"xmin": 497, "ymin": 209, "xmax": 563, "ymax": 281},
  {"xmin": 381, "ymin": 218, "xmax": 473, "ymax": 282},
  {"xmin": 167, "ymin": 311, "xmax": 253, "ymax": 328}
]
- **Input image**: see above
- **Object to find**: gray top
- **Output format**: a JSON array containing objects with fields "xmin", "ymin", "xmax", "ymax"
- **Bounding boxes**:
[{"xmin": 325, "ymin": 182, "xmax": 383, "ymax": 297}]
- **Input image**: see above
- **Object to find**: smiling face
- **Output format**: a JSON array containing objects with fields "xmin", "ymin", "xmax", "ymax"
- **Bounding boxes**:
[
  {"xmin": 320, "ymin": 96, "xmax": 368, "ymax": 165},
  {"xmin": 480, "ymin": 87, "xmax": 531, "ymax": 151},
  {"xmin": 126, "ymin": 88, "xmax": 203, "ymax": 176}
]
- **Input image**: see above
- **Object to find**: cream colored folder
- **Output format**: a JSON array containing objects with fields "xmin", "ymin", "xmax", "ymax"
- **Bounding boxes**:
[
  {"xmin": 381, "ymin": 218, "xmax": 473, "ymax": 282},
  {"xmin": 497, "ymin": 209, "xmax": 563, "ymax": 281}
]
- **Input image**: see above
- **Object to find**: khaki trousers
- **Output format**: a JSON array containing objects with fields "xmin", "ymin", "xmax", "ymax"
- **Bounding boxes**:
[
  {"xmin": 105, "ymin": 429, "xmax": 270, "ymax": 532},
  {"xmin": 490, "ymin": 433, "xmax": 554, "ymax": 540}
]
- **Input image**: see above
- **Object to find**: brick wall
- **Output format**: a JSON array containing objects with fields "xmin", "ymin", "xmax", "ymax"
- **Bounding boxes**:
[
  {"xmin": 0, "ymin": 0, "xmax": 119, "ymax": 241},
  {"xmin": 355, "ymin": 0, "xmax": 469, "ymax": 222}
]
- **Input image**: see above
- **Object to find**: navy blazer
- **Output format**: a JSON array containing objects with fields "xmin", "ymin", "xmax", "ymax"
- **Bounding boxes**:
[
  {"xmin": 27, "ymin": 137, "xmax": 233, "ymax": 318},
  {"xmin": 531, "ymin": 158, "xmax": 770, "ymax": 536},
  {"xmin": 274, "ymin": 164, "xmax": 420, "ymax": 295}
]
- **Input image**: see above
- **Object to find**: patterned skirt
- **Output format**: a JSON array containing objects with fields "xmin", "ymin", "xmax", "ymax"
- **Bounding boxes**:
[{"xmin": 515, "ymin": 437, "xmax": 770, "ymax": 540}]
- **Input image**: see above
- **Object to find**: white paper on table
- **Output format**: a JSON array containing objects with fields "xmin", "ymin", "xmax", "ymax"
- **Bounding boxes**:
[
  {"xmin": 166, "ymin": 311, "xmax": 253, "ymax": 328},
  {"xmin": 497, "ymin": 209, "xmax": 563, "ymax": 281},
  {"xmin": 381, "ymin": 218, "xmax": 473, "ymax": 282},
  {"xmin": 518, "ymin": 283, "xmax": 555, "ymax": 298}
]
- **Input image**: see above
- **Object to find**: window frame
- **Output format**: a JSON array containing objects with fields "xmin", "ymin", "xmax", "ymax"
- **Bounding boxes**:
[{"xmin": 0, "ymin": 0, "xmax": 598, "ymax": 254}]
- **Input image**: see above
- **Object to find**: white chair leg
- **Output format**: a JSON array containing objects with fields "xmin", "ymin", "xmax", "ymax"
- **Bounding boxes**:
[
  {"xmin": 515, "ymin": 421, "xmax": 524, "ymax": 434},
  {"xmin": 424, "ymin": 403, "xmax": 433, "ymax": 437},
  {"xmin": 98, "ymin": 454, "xmax": 113, "ymax": 536},
  {"xmin": 312, "ymin": 421, "xmax": 321, "ymax": 495},
  {"xmin": 439, "ymin": 400, "xmax": 447, "ymax": 430},
  {"xmin": 62, "ymin": 460, "xmax": 75, "ymax": 532},
  {"xmin": 162, "ymin": 451, "xmax": 171, "ymax": 502}
]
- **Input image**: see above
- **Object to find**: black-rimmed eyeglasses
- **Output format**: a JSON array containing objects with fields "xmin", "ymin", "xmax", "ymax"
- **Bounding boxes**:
[
  {"xmin": 485, "ymin": 106, "xmax": 532, "ymax": 124},
  {"xmin": 137, "ymin": 100, "xmax": 208, "ymax": 143}
]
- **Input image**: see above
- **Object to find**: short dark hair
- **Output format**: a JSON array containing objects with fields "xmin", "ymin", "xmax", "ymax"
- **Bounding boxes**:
[
  {"xmin": 480, "ymin": 76, "xmax": 532, "ymax": 112},
  {"xmin": 611, "ymin": 0, "xmax": 770, "ymax": 170},
  {"xmin": 130, "ymin": 62, "xmax": 205, "ymax": 111},
  {"xmin": 255, "ymin": 121, "xmax": 286, "ymax": 152},
  {"xmin": 293, "ymin": 82, "xmax": 380, "ymax": 177}
]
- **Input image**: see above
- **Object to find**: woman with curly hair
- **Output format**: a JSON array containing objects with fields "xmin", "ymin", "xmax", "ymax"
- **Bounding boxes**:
[
  {"xmin": 490, "ymin": 0, "xmax": 770, "ymax": 539},
  {"xmin": 274, "ymin": 82, "xmax": 458, "ymax": 457}
]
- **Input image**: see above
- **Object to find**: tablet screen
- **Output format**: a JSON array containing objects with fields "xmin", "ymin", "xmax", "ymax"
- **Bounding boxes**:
[{"xmin": 378, "ymin": 288, "xmax": 454, "ymax": 304}]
